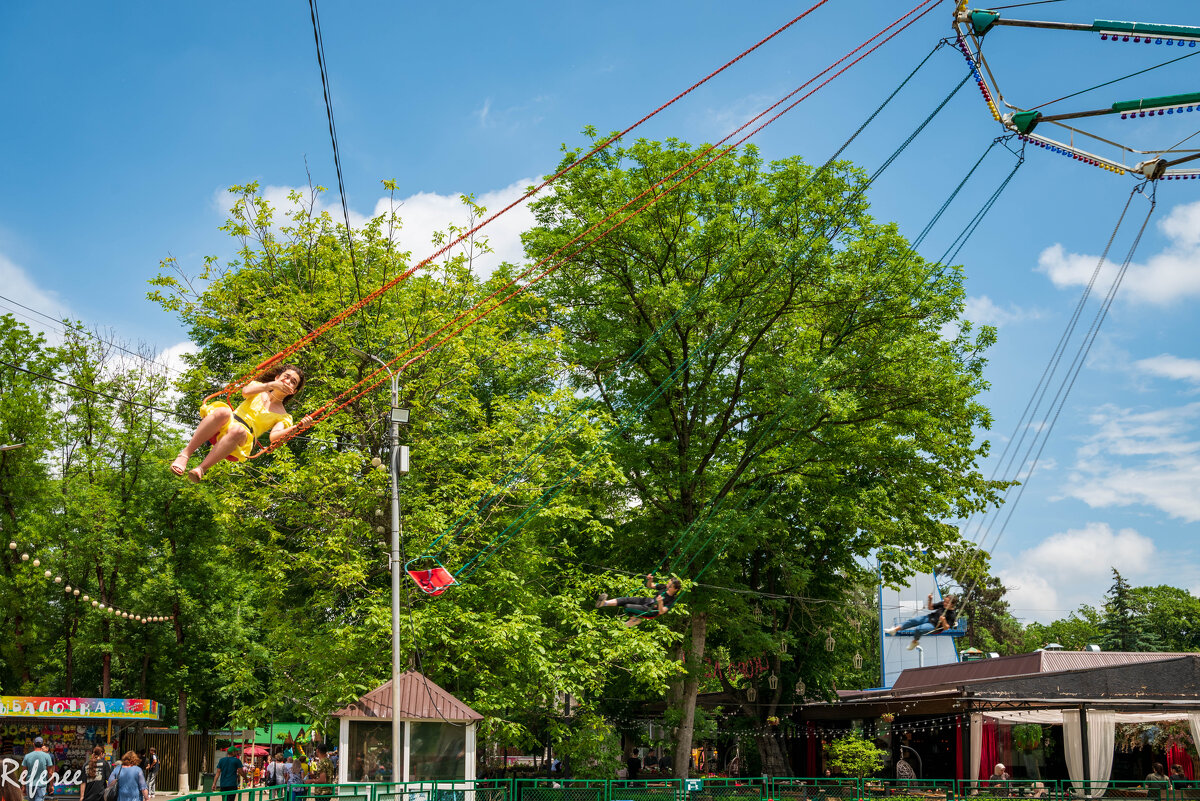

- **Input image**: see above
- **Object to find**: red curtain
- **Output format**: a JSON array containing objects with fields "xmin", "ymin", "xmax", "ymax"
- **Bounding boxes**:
[
  {"xmin": 1167, "ymin": 746, "xmax": 1194, "ymax": 779},
  {"xmin": 807, "ymin": 722, "xmax": 818, "ymax": 776},
  {"xmin": 979, "ymin": 719, "xmax": 999, "ymax": 780},
  {"xmin": 956, "ymin": 719, "xmax": 964, "ymax": 781}
]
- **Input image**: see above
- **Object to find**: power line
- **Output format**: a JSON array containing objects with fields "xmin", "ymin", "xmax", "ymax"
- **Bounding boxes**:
[
  {"xmin": 0, "ymin": 293, "xmax": 189, "ymax": 378},
  {"xmin": 0, "ymin": 358, "xmax": 176, "ymax": 416},
  {"xmin": 307, "ymin": 0, "xmax": 361, "ymax": 298}
]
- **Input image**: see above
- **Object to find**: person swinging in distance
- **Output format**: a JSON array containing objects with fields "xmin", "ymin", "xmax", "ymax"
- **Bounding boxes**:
[
  {"xmin": 169, "ymin": 364, "xmax": 313, "ymax": 483},
  {"xmin": 596, "ymin": 574, "xmax": 682, "ymax": 627},
  {"xmin": 885, "ymin": 592, "xmax": 958, "ymax": 650}
]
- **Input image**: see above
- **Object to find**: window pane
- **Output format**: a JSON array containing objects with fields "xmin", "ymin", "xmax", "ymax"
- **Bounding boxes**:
[
  {"xmin": 410, "ymin": 722, "xmax": 465, "ymax": 781},
  {"xmin": 347, "ymin": 720, "xmax": 399, "ymax": 783}
]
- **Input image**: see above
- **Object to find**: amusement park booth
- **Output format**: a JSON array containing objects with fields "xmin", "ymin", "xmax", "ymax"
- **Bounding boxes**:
[
  {"xmin": 0, "ymin": 695, "xmax": 160, "ymax": 785},
  {"xmin": 333, "ymin": 670, "xmax": 482, "ymax": 784}
]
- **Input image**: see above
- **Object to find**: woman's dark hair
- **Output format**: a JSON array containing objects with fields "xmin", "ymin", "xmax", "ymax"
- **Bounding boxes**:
[
  {"xmin": 254, "ymin": 364, "xmax": 306, "ymax": 400},
  {"xmin": 87, "ymin": 746, "xmax": 105, "ymax": 780},
  {"xmin": 1153, "ymin": 763, "xmax": 1165, "ymax": 774}
]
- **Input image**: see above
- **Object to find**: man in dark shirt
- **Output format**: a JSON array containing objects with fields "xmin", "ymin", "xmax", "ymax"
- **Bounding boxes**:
[
  {"xmin": 596, "ymin": 574, "xmax": 682, "ymax": 627},
  {"xmin": 885, "ymin": 593, "xmax": 958, "ymax": 649},
  {"xmin": 214, "ymin": 751, "xmax": 245, "ymax": 793}
]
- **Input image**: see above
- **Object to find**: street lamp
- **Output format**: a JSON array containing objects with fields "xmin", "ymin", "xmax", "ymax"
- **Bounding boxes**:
[{"xmin": 350, "ymin": 347, "xmax": 410, "ymax": 773}]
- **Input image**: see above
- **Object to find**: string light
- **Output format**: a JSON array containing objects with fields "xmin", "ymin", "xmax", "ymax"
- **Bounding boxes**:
[{"xmin": 7, "ymin": 539, "xmax": 172, "ymax": 624}]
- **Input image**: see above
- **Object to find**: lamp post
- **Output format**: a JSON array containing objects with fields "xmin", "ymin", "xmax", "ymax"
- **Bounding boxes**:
[{"xmin": 350, "ymin": 348, "xmax": 410, "ymax": 774}]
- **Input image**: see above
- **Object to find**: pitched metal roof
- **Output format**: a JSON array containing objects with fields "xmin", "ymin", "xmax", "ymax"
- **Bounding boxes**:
[
  {"xmin": 836, "ymin": 651, "xmax": 1196, "ymax": 702},
  {"xmin": 332, "ymin": 671, "xmax": 483, "ymax": 722}
]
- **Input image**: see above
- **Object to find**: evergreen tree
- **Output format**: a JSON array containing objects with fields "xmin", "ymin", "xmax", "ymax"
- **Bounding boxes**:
[{"xmin": 1099, "ymin": 568, "xmax": 1162, "ymax": 652}]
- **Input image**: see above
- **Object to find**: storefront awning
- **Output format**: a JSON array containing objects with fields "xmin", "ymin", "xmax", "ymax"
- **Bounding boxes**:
[{"xmin": 0, "ymin": 696, "xmax": 159, "ymax": 720}]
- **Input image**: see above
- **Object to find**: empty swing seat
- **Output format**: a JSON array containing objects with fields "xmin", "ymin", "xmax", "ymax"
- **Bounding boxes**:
[{"xmin": 406, "ymin": 562, "xmax": 458, "ymax": 596}]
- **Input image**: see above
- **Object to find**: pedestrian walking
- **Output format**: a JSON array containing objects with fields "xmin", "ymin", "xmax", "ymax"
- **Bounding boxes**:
[
  {"xmin": 143, "ymin": 749, "xmax": 158, "ymax": 798},
  {"xmin": 106, "ymin": 752, "xmax": 148, "ymax": 801},
  {"xmin": 80, "ymin": 747, "xmax": 111, "ymax": 801},
  {"xmin": 22, "ymin": 737, "xmax": 56, "ymax": 801}
]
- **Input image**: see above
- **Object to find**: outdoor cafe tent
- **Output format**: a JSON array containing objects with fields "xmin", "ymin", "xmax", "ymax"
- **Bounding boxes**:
[
  {"xmin": 801, "ymin": 651, "xmax": 1200, "ymax": 790},
  {"xmin": 333, "ymin": 670, "xmax": 482, "ymax": 785}
]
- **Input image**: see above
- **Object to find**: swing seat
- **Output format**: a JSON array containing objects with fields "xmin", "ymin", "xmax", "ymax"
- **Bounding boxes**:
[{"xmin": 406, "ymin": 559, "xmax": 457, "ymax": 596}]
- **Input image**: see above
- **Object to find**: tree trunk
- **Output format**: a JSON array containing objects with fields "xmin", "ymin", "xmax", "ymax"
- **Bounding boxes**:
[
  {"xmin": 178, "ymin": 688, "xmax": 190, "ymax": 794},
  {"xmin": 672, "ymin": 612, "xmax": 707, "ymax": 779},
  {"xmin": 755, "ymin": 734, "xmax": 790, "ymax": 777},
  {"xmin": 65, "ymin": 626, "xmax": 74, "ymax": 695}
]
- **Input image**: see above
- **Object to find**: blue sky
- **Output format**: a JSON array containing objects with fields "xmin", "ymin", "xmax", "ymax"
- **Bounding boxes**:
[{"xmin": 2, "ymin": 1, "xmax": 1198, "ymax": 624}]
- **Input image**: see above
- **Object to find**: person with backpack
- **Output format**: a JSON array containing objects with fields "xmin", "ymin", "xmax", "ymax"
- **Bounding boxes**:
[{"xmin": 80, "ymin": 747, "xmax": 111, "ymax": 801}]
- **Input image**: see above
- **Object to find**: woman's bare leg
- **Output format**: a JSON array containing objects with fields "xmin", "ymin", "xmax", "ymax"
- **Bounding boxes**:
[
  {"xmin": 188, "ymin": 427, "xmax": 248, "ymax": 483},
  {"xmin": 172, "ymin": 407, "xmax": 234, "ymax": 476}
]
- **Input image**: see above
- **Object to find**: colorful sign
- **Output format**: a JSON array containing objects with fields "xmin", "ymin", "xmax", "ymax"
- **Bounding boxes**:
[{"xmin": 0, "ymin": 697, "xmax": 160, "ymax": 720}]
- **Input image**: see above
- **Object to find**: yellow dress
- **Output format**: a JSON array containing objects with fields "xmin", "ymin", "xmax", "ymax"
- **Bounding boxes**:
[{"xmin": 199, "ymin": 391, "xmax": 294, "ymax": 462}]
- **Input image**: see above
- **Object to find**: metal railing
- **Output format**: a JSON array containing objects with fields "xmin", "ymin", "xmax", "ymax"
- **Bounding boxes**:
[{"xmin": 175, "ymin": 777, "xmax": 1200, "ymax": 801}]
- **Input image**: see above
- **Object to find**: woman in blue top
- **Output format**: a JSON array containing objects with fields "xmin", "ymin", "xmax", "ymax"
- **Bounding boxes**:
[{"xmin": 107, "ymin": 752, "xmax": 148, "ymax": 801}]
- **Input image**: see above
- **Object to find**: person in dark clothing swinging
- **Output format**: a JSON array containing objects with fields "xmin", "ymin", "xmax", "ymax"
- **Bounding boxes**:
[
  {"xmin": 596, "ymin": 574, "xmax": 682, "ymax": 626},
  {"xmin": 885, "ymin": 593, "xmax": 958, "ymax": 649}
]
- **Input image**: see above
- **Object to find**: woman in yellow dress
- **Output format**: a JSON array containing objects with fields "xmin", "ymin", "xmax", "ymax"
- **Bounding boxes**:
[{"xmin": 169, "ymin": 364, "xmax": 313, "ymax": 483}]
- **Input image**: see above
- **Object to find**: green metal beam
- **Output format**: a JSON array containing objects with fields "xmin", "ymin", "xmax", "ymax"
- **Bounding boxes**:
[
  {"xmin": 1112, "ymin": 91, "xmax": 1200, "ymax": 113},
  {"xmin": 1093, "ymin": 20, "xmax": 1200, "ymax": 39}
]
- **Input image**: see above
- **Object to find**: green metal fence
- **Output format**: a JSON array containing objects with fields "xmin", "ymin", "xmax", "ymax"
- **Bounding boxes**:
[{"xmin": 174, "ymin": 777, "xmax": 1200, "ymax": 801}]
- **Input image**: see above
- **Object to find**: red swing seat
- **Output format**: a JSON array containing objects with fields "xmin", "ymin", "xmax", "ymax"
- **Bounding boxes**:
[{"xmin": 406, "ymin": 559, "xmax": 458, "ymax": 596}]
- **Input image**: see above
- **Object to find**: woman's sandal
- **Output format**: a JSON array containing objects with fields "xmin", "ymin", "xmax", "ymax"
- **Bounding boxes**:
[
  {"xmin": 186, "ymin": 466, "xmax": 205, "ymax": 484},
  {"xmin": 169, "ymin": 452, "xmax": 190, "ymax": 476}
]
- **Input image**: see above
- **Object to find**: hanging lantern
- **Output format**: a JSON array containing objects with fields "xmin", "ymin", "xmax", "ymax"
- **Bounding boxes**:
[
  {"xmin": 64, "ymin": 585, "xmax": 72, "ymax": 593},
  {"xmin": 825, "ymin": 632, "xmax": 836, "ymax": 651},
  {"xmin": 20, "ymin": 553, "xmax": 29, "ymax": 561},
  {"xmin": 795, "ymin": 679, "xmax": 806, "ymax": 696},
  {"xmin": 43, "ymin": 570, "xmax": 51, "ymax": 578},
  {"xmin": 851, "ymin": 618, "xmax": 862, "ymax": 632},
  {"xmin": 82, "ymin": 594, "xmax": 89, "ymax": 601},
  {"xmin": 746, "ymin": 686, "xmax": 757, "ymax": 702},
  {"xmin": 54, "ymin": 576, "xmax": 62, "ymax": 584},
  {"xmin": 780, "ymin": 639, "xmax": 788, "ymax": 655},
  {"xmin": 768, "ymin": 672, "xmax": 779, "ymax": 690},
  {"xmin": 73, "ymin": 589, "xmax": 80, "ymax": 596},
  {"xmin": 853, "ymin": 652, "xmax": 864, "ymax": 670},
  {"xmin": 33, "ymin": 558, "xmax": 41, "ymax": 567},
  {"xmin": 753, "ymin": 605, "xmax": 762, "ymax": 621},
  {"xmin": 7, "ymin": 542, "xmax": 15, "ymax": 550}
]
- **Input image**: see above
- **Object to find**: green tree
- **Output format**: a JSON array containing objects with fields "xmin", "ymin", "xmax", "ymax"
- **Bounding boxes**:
[
  {"xmin": 827, "ymin": 733, "xmax": 886, "ymax": 778},
  {"xmin": 0, "ymin": 315, "xmax": 64, "ymax": 689},
  {"xmin": 1021, "ymin": 606, "xmax": 1104, "ymax": 652},
  {"xmin": 524, "ymin": 135, "xmax": 1001, "ymax": 775},
  {"xmin": 150, "ymin": 183, "xmax": 680, "ymax": 762},
  {"xmin": 938, "ymin": 542, "xmax": 1023, "ymax": 654},
  {"xmin": 1100, "ymin": 569, "xmax": 1162, "ymax": 652},
  {"xmin": 1127, "ymin": 585, "xmax": 1200, "ymax": 652}
]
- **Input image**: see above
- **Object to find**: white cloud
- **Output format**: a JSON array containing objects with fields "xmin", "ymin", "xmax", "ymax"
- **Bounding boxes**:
[
  {"xmin": 1036, "ymin": 199, "xmax": 1200, "ymax": 305},
  {"xmin": 1134, "ymin": 353, "xmax": 1200, "ymax": 385},
  {"xmin": 215, "ymin": 178, "xmax": 537, "ymax": 278},
  {"xmin": 0, "ymin": 252, "xmax": 72, "ymax": 343},
  {"xmin": 1063, "ymin": 402, "xmax": 1200, "ymax": 521},
  {"xmin": 998, "ymin": 522, "xmax": 1156, "ymax": 621},
  {"xmin": 964, "ymin": 295, "xmax": 1040, "ymax": 327},
  {"xmin": 376, "ymin": 178, "xmax": 536, "ymax": 276},
  {"xmin": 157, "ymin": 341, "xmax": 199, "ymax": 378},
  {"xmin": 689, "ymin": 93, "xmax": 778, "ymax": 140}
]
